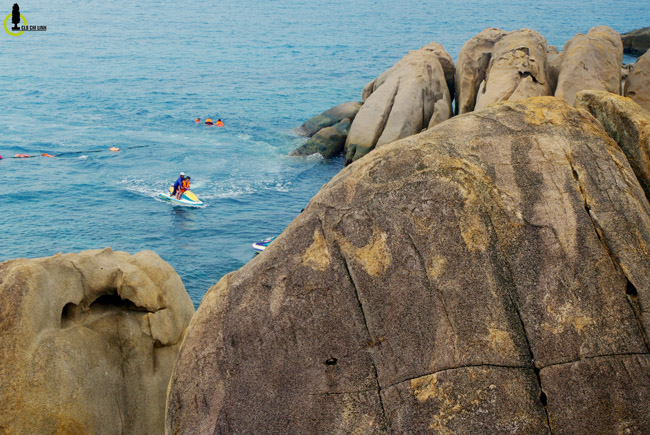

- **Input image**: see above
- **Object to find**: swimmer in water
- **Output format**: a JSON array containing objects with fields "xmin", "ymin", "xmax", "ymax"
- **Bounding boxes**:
[
  {"xmin": 216, "ymin": 119, "xmax": 224, "ymax": 127},
  {"xmin": 205, "ymin": 118, "xmax": 213, "ymax": 125},
  {"xmin": 195, "ymin": 118, "xmax": 201, "ymax": 123}
]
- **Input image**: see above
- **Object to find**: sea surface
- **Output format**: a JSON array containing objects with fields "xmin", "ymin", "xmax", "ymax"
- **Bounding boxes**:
[{"xmin": 1, "ymin": 0, "xmax": 647, "ymax": 306}]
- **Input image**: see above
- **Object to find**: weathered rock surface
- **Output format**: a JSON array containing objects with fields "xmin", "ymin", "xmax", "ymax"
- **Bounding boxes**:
[
  {"xmin": 0, "ymin": 248, "xmax": 194, "ymax": 435},
  {"xmin": 555, "ymin": 26, "xmax": 623, "ymax": 106},
  {"xmin": 576, "ymin": 90, "xmax": 650, "ymax": 200},
  {"xmin": 455, "ymin": 28, "xmax": 509, "ymax": 114},
  {"xmin": 625, "ymin": 50, "xmax": 650, "ymax": 111},
  {"xmin": 167, "ymin": 97, "xmax": 650, "ymax": 434},
  {"xmin": 345, "ymin": 42, "xmax": 454, "ymax": 165},
  {"xmin": 621, "ymin": 26, "xmax": 650, "ymax": 55},
  {"xmin": 290, "ymin": 118, "xmax": 351, "ymax": 158},
  {"xmin": 475, "ymin": 30, "xmax": 553, "ymax": 111},
  {"xmin": 297, "ymin": 101, "xmax": 362, "ymax": 137},
  {"xmin": 546, "ymin": 45, "xmax": 563, "ymax": 92}
]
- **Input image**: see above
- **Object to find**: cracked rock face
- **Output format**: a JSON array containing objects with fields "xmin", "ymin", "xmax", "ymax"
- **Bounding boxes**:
[
  {"xmin": 344, "ymin": 42, "xmax": 454, "ymax": 165},
  {"xmin": 455, "ymin": 27, "xmax": 510, "ymax": 114},
  {"xmin": 624, "ymin": 50, "xmax": 650, "ymax": 112},
  {"xmin": 555, "ymin": 26, "xmax": 623, "ymax": 106},
  {"xmin": 474, "ymin": 29, "xmax": 552, "ymax": 111},
  {"xmin": 0, "ymin": 248, "xmax": 194, "ymax": 435},
  {"xmin": 166, "ymin": 97, "xmax": 650, "ymax": 433}
]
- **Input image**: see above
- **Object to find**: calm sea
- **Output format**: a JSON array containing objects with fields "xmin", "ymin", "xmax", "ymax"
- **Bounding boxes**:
[{"xmin": 0, "ymin": 0, "xmax": 646, "ymax": 306}]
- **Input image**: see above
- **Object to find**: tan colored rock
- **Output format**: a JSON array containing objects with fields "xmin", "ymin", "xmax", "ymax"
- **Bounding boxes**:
[
  {"xmin": 297, "ymin": 101, "xmax": 362, "ymax": 137},
  {"xmin": 475, "ymin": 30, "xmax": 553, "ymax": 111},
  {"xmin": 546, "ymin": 45, "xmax": 563, "ymax": 92},
  {"xmin": 345, "ymin": 42, "xmax": 454, "ymax": 165},
  {"xmin": 166, "ymin": 97, "xmax": 650, "ymax": 433},
  {"xmin": 575, "ymin": 90, "xmax": 650, "ymax": 200},
  {"xmin": 0, "ymin": 248, "xmax": 194, "ymax": 435},
  {"xmin": 455, "ymin": 28, "xmax": 509, "ymax": 114},
  {"xmin": 555, "ymin": 26, "xmax": 623, "ymax": 106},
  {"xmin": 625, "ymin": 50, "xmax": 650, "ymax": 111},
  {"xmin": 621, "ymin": 27, "xmax": 650, "ymax": 55}
]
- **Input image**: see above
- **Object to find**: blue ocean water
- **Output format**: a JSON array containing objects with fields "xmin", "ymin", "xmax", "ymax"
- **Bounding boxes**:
[{"xmin": 0, "ymin": 0, "xmax": 647, "ymax": 306}]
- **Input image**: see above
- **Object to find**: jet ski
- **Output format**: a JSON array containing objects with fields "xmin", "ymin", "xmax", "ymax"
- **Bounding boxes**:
[
  {"xmin": 252, "ymin": 236, "xmax": 276, "ymax": 252},
  {"xmin": 158, "ymin": 186, "xmax": 204, "ymax": 207}
]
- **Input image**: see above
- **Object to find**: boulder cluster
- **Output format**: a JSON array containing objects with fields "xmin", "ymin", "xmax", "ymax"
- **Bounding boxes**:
[
  {"xmin": 293, "ymin": 26, "xmax": 650, "ymax": 165},
  {"xmin": 2, "ymin": 25, "xmax": 650, "ymax": 435}
]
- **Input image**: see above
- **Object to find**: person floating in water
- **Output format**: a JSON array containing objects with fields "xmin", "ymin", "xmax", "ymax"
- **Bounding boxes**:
[
  {"xmin": 195, "ymin": 118, "xmax": 201, "ymax": 123},
  {"xmin": 171, "ymin": 172, "xmax": 186, "ymax": 198},
  {"xmin": 205, "ymin": 118, "xmax": 213, "ymax": 125},
  {"xmin": 216, "ymin": 119, "xmax": 224, "ymax": 127}
]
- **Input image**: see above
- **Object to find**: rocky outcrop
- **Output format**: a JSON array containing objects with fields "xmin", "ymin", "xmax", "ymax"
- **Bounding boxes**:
[
  {"xmin": 0, "ymin": 248, "xmax": 194, "ymax": 435},
  {"xmin": 345, "ymin": 42, "xmax": 454, "ymax": 165},
  {"xmin": 290, "ymin": 118, "xmax": 351, "ymax": 159},
  {"xmin": 455, "ymin": 28, "xmax": 509, "ymax": 114},
  {"xmin": 296, "ymin": 101, "xmax": 362, "ymax": 137},
  {"xmin": 474, "ymin": 30, "xmax": 553, "ymax": 110},
  {"xmin": 166, "ymin": 97, "xmax": 650, "ymax": 434},
  {"xmin": 621, "ymin": 27, "xmax": 650, "ymax": 55},
  {"xmin": 555, "ymin": 26, "xmax": 623, "ymax": 106},
  {"xmin": 625, "ymin": 50, "xmax": 650, "ymax": 111},
  {"xmin": 576, "ymin": 90, "xmax": 650, "ymax": 200}
]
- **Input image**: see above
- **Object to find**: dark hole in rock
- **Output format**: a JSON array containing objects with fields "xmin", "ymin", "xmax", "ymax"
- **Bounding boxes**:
[
  {"xmin": 572, "ymin": 169, "xmax": 579, "ymax": 180},
  {"xmin": 518, "ymin": 71, "xmax": 538, "ymax": 83},
  {"xmin": 61, "ymin": 302, "xmax": 79, "ymax": 327},
  {"xmin": 628, "ymin": 91, "xmax": 636, "ymax": 96},
  {"xmin": 540, "ymin": 391, "xmax": 548, "ymax": 406},
  {"xmin": 585, "ymin": 204, "xmax": 591, "ymax": 212},
  {"xmin": 626, "ymin": 280, "xmax": 638, "ymax": 297},
  {"xmin": 90, "ymin": 292, "xmax": 146, "ymax": 312},
  {"xmin": 325, "ymin": 358, "xmax": 338, "ymax": 366}
]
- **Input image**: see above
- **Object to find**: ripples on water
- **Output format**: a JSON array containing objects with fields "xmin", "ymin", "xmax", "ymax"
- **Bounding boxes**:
[{"xmin": 0, "ymin": 0, "xmax": 646, "ymax": 306}]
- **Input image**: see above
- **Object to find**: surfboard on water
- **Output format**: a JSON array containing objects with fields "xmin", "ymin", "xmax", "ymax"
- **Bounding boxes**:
[{"xmin": 158, "ymin": 186, "xmax": 204, "ymax": 207}]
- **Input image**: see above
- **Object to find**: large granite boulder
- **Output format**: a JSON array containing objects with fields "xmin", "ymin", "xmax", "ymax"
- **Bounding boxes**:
[
  {"xmin": 621, "ymin": 27, "xmax": 650, "ymax": 55},
  {"xmin": 555, "ymin": 26, "xmax": 623, "ymax": 106},
  {"xmin": 474, "ymin": 30, "xmax": 553, "ymax": 111},
  {"xmin": 290, "ymin": 118, "xmax": 351, "ymax": 159},
  {"xmin": 345, "ymin": 42, "xmax": 454, "ymax": 165},
  {"xmin": 576, "ymin": 90, "xmax": 650, "ymax": 200},
  {"xmin": 297, "ymin": 101, "xmax": 362, "ymax": 137},
  {"xmin": 455, "ymin": 28, "xmax": 509, "ymax": 114},
  {"xmin": 0, "ymin": 248, "xmax": 194, "ymax": 435},
  {"xmin": 624, "ymin": 50, "xmax": 650, "ymax": 111},
  {"xmin": 166, "ymin": 97, "xmax": 650, "ymax": 434}
]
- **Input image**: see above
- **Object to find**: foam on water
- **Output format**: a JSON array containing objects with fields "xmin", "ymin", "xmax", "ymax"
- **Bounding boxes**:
[{"xmin": 1, "ymin": 0, "xmax": 647, "ymax": 306}]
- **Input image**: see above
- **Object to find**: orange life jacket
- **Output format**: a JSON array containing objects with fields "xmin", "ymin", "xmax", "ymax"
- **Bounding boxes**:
[{"xmin": 181, "ymin": 179, "xmax": 190, "ymax": 191}]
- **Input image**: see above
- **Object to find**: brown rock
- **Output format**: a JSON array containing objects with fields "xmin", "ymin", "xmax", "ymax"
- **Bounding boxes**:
[
  {"xmin": 345, "ymin": 42, "xmax": 454, "ymax": 165},
  {"xmin": 166, "ymin": 97, "xmax": 650, "ymax": 433},
  {"xmin": 555, "ymin": 26, "xmax": 623, "ymax": 106},
  {"xmin": 475, "ymin": 30, "xmax": 553, "ymax": 111},
  {"xmin": 297, "ymin": 101, "xmax": 362, "ymax": 137},
  {"xmin": 625, "ymin": 50, "xmax": 650, "ymax": 111},
  {"xmin": 575, "ymin": 89, "xmax": 650, "ymax": 201},
  {"xmin": 455, "ymin": 28, "xmax": 509, "ymax": 114},
  {"xmin": 0, "ymin": 248, "xmax": 194, "ymax": 435},
  {"xmin": 621, "ymin": 27, "xmax": 650, "ymax": 55},
  {"xmin": 290, "ymin": 118, "xmax": 351, "ymax": 159}
]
